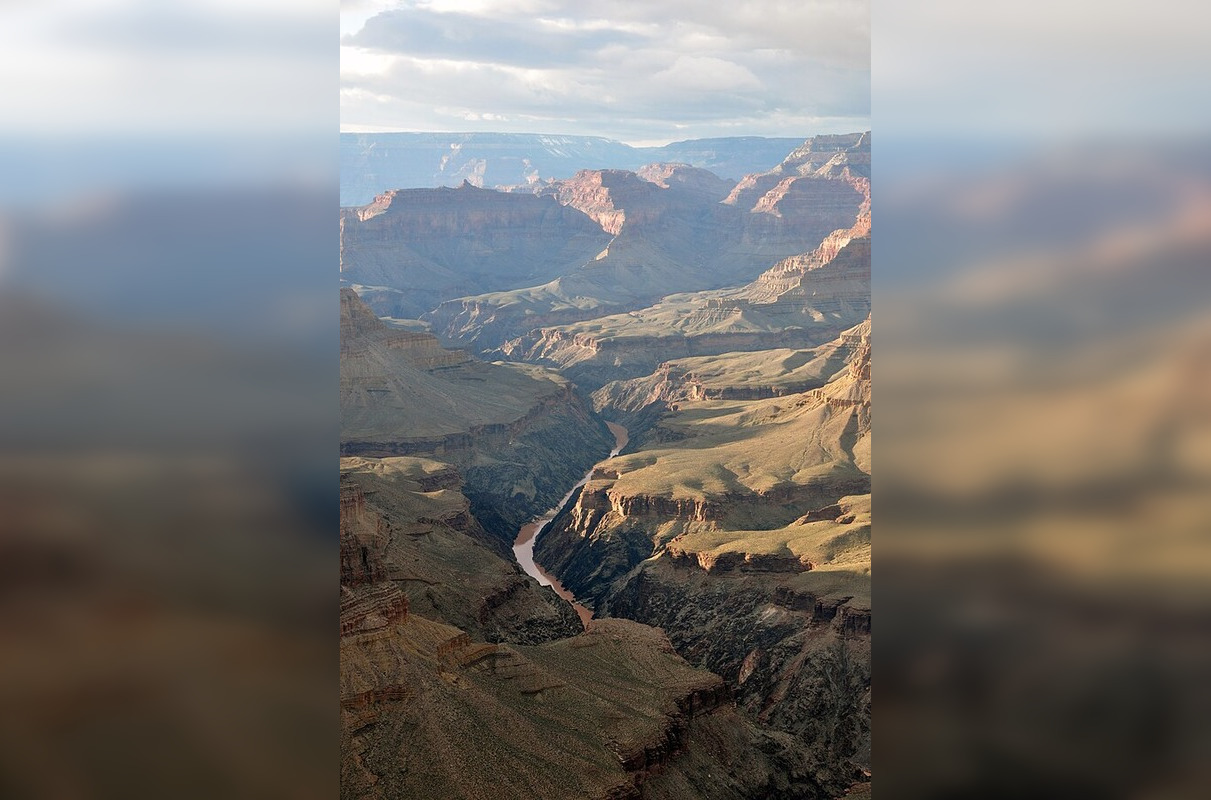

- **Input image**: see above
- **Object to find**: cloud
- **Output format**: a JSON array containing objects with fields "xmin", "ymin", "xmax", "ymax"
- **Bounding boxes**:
[
  {"xmin": 344, "ymin": 6, "xmax": 648, "ymax": 67},
  {"xmin": 340, "ymin": 0, "xmax": 870, "ymax": 141},
  {"xmin": 651, "ymin": 56, "xmax": 763, "ymax": 93}
]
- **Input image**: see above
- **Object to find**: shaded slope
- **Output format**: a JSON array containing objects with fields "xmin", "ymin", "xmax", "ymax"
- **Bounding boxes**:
[
  {"xmin": 340, "ymin": 456, "xmax": 582, "ymax": 644},
  {"xmin": 339, "ymin": 287, "xmax": 612, "ymax": 543},
  {"xmin": 339, "ymin": 183, "xmax": 611, "ymax": 319}
]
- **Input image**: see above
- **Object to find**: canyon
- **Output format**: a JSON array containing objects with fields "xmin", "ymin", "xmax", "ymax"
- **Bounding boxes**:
[
  {"xmin": 340, "ymin": 134, "xmax": 872, "ymax": 799},
  {"xmin": 340, "ymin": 132, "xmax": 807, "ymax": 206}
]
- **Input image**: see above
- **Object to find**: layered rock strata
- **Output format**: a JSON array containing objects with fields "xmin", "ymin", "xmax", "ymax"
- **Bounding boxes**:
[
  {"xmin": 534, "ymin": 329, "xmax": 873, "ymax": 790},
  {"xmin": 425, "ymin": 148, "xmax": 866, "ymax": 351}
]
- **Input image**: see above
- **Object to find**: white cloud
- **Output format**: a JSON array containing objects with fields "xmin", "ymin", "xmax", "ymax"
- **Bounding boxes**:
[
  {"xmin": 651, "ymin": 56, "xmax": 763, "ymax": 93},
  {"xmin": 341, "ymin": 0, "xmax": 869, "ymax": 141}
]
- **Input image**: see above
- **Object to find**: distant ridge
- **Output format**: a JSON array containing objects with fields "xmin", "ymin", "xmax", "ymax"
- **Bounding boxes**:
[{"xmin": 340, "ymin": 132, "xmax": 806, "ymax": 206}]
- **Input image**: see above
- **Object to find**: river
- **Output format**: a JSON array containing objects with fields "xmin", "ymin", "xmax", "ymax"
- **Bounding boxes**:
[{"xmin": 512, "ymin": 421, "xmax": 628, "ymax": 626}]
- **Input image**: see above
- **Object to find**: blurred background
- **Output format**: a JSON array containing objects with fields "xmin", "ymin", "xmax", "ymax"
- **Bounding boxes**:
[
  {"xmin": 874, "ymin": 1, "xmax": 1211, "ymax": 797},
  {"xmin": 0, "ymin": 1, "xmax": 335, "ymax": 797},
  {"xmin": 4, "ymin": 0, "xmax": 1211, "ymax": 797}
]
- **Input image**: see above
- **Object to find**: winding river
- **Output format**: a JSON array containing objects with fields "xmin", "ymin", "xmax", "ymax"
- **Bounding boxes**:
[{"xmin": 512, "ymin": 422, "xmax": 628, "ymax": 626}]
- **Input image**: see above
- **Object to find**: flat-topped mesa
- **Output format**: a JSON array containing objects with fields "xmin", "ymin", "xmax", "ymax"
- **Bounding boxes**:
[
  {"xmin": 534, "ymin": 168, "xmax": 666, "ymax": 234},
  {"xmin": 634, "ymin": 162, "xmax": 736, "ymax": 199},
  {"xmin": 340, "ymin": 183, "xmax": 611, "ymax": 319},
  {"xmin": 724, "ymin": 131, "xmax": 870, "ymax": 210},
  {"xmin": 533, "ymin": 165, "xmax": 736, "ymax": 235},
  {"xmin": 348, "ymin": 181, "xmax": 582, "ymax": 226}
]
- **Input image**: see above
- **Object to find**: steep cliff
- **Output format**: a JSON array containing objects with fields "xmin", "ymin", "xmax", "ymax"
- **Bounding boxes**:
[
  {"xmin": 724, "ymin": 132, "xmax": 870, "ymax": 210},
  {"xmin": 340, "ymin": 287, "xmax": 613, "ymax": 543}
]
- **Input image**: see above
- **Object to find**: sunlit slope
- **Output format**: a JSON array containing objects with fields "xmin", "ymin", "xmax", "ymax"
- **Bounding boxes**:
[
  {"xmin": 593, "ymin": 317, "xmax": 870, "ymax": 417},
  {"xmin": 537, "ymin": 321, "xmax": 871, "ymax": 599}
]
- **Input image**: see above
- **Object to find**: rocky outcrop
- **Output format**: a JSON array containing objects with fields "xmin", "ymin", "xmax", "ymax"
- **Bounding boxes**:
[
  {"xmin": 634, "ymin": 163, "xmax": 736, "ymax": 200},
  {"xmin": 340, "ymin": 583, "xmax": 409, "ymax": 637},
  {"xmin": 724, "ymin": 132, "xmax": 870, "ymax": 209},
  {"xmin": 665, "ymin": 547, "xmax": 815, "ymax": 575},
  {"xmin": 340, "ymin": 483, "xmax": 389, "ymax": 587},
  {"xmin": 531, "ymin": 331, "xmax": 872, "ymax": 790},
  {"xmin": 721, "ymin": 132, "xmax": 869, "ymax": 269}
]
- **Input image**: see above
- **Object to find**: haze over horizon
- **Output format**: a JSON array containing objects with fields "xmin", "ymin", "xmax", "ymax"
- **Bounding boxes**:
[
  {"xmin": 340, "ymin": 0, "xmax": 870, "ymax": 144},
  {"xmin": 338, "ymin": 128, "xmax": 824, "ymax": 150}
]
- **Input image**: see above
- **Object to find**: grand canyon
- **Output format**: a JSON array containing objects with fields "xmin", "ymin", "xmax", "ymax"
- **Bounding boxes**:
[{"xmin": 340, "ymin": 132, "xmax": 871, "ymax": 799}]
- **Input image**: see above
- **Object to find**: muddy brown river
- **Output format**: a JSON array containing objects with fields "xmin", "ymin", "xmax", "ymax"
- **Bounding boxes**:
[{"xmin": 512, "ymin": 421, "xmax": 628, "ymax": 626}]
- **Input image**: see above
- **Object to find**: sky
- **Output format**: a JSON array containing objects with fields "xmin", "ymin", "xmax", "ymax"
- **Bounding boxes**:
[{"xmin": 340, "ymin": 0, "xmax": 870, "ymax": 145}]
